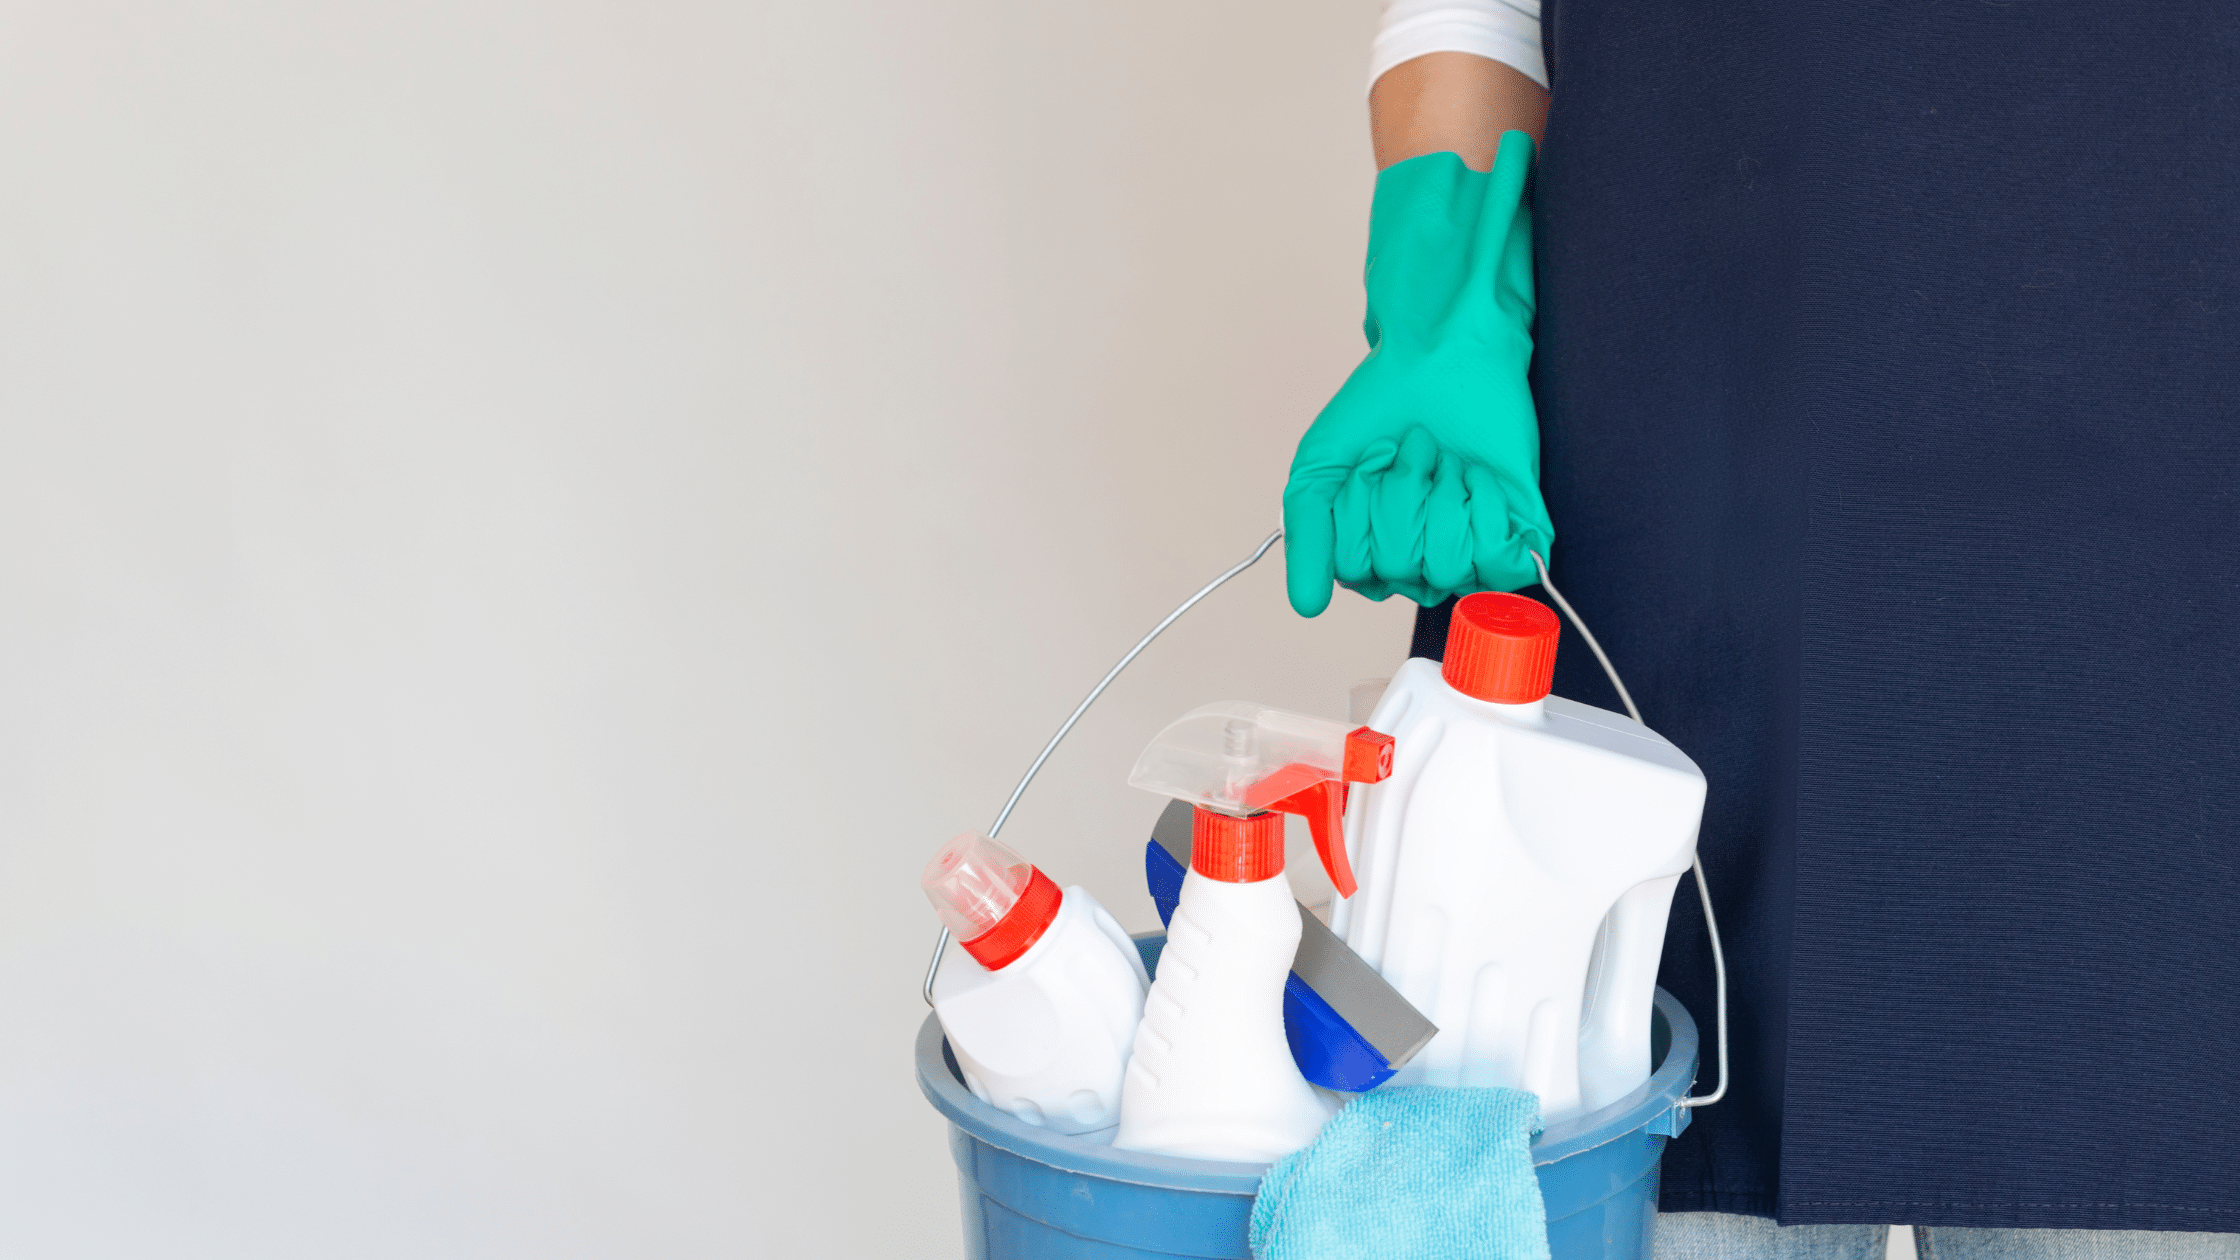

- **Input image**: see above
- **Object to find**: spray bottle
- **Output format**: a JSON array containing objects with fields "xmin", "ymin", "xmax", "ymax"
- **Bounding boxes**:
[
  {"xmin": 921, "ymin": 832, "xmax": 1150, "ymax": 1136},
  {"xmin": 1113, "ymin": 703, "xmax": 1391, "ymax": 1162},
  {"xmin": 1332, "ymin": 592, "xmax": 1707, "ymax": 1120}
]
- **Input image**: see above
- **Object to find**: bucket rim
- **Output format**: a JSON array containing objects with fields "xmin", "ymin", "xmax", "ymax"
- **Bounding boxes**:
[{"xmin": 1531, "ymin": 988, "xmax": 1698, "ymax": 1167}]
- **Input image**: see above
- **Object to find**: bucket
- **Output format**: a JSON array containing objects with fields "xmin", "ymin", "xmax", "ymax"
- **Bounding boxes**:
[{"xmin": 917, "ymin": 933, "xmax": 1700, "ymax": 1260}]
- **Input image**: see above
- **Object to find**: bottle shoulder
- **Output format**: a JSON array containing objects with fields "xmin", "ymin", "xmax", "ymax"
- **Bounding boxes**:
[
  {"xmin": 1162, "ymin": 870, "xmax": 1303, "ymax": 963},
  {"xmin": 1379, "ymin": 659, "xmax": 1703, "ymax": 789},
  {"xmin": 934, "ymin": 887, "xmax": 1141, "ymax": 1003},
  {"xmin": 1173, "ymin": 868, "xmax": 1304, "ymax": 917},
  {"xmin": 1015, "ymin": 889, "xmax": 1141, "ymax": 981}
]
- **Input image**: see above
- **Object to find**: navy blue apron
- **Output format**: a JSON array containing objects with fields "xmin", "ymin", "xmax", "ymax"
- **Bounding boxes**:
[{"xmin": 1411, "ymin": 0, "xmax": 2240, "ymax": 1231}]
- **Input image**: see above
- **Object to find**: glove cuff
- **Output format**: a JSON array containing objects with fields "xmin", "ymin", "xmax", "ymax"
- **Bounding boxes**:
[{"xmin": 1363, "ymin": 132, "xmax": 1536, "ymax": 352}]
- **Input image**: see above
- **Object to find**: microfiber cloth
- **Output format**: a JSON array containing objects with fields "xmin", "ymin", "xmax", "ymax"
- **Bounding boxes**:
[{"xmin": 1249, "ymin": 1085, "xmax": 1548, "ymax": 1260}]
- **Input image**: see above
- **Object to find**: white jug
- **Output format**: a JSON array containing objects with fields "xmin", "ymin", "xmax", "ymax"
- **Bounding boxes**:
[{"xmin": 1331, "ymin": 592, "xmax": 1706, "ymax": 1121}]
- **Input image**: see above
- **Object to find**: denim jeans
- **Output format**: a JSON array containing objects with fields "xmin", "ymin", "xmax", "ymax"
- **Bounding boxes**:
[{"xmin": 1652, "ymin": 1211, "xmax": 2240, "ymax": 1260}]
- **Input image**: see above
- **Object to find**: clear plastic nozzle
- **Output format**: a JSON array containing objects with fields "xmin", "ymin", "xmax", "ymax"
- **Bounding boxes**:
[
  {"xmin": 920, "ymin": 832, "xmax": 1033, "ymax": 941},
  {"xmin": 1128, "ymin": 703, "xmax": 1347, "ymax": 814}
]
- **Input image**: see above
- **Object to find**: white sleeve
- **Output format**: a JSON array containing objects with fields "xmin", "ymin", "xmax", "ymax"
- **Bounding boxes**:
[{"xmin": 1370, "ymin": 0, "xmax": 1545, "ymax": 92}]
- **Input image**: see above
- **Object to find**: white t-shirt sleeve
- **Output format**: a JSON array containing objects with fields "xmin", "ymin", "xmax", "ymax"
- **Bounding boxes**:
[{"xmin": 1370, "ymin": 0, "xmax": 1545, "ymax": 91}]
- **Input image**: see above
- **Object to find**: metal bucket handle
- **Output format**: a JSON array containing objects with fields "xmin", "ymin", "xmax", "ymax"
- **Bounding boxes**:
[{"xmin": 1528, "ymin": 551, "xmax": 1727, "ymax": 1110}]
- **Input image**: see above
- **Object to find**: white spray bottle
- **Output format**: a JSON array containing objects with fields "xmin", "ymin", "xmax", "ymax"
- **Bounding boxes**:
[
  {"xmin": 1113, "ymin": 703, "xmax": 1391, "ymax": 1162},
  {"xmin": 922, "ymin": 832, "xmax": 1150, "ymax": 1136},
  {"xmin": 1332, "ymin": 592, "xmax": 1706, "ymax": 1120}
]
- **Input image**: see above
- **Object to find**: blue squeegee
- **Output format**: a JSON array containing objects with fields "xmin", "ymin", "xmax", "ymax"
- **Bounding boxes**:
[{"xmin": 1144, "ymin": 799, "xmax": 1436, "ymax": 1093}]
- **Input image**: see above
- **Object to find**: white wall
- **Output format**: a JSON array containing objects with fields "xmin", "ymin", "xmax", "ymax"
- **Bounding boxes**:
[{"xmin": 0, "ymin": 2, "xmax": 1400, "ymax": 1254}]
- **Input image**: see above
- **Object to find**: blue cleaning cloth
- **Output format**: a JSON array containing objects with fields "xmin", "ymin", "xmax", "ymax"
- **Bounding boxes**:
[{"xmin": 1249, "ymin": 1085, "xmax": 1549, "ymax": 1260}]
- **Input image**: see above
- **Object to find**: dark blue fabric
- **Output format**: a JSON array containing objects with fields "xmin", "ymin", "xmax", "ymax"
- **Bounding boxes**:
[{"xmin": 1410, "ymin": 0, "xmax": 2240, "ymax": 1231}]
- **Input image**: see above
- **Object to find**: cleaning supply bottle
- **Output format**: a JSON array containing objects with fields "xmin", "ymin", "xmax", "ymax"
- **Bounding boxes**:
[
  {"xmin": 1330, "ymin": 592, "xmax": 1707, "ymax": 1121},
  {"xmin": 1114, "ymin": 703, "xmax": 1390, "ymax": 1162},
  {"xmin": 921, "ymin": 832, "xmax": 1150, "ymax": 1136}
]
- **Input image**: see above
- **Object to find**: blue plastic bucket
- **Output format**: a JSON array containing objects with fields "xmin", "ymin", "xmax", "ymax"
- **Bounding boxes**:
[{"xmin": 917, "ymin": 934, "xmax": 1700, "ymax": 1260}]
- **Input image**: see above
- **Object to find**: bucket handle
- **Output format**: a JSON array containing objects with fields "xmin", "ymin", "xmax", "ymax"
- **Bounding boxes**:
[
  {"xmin": 921, "ymin": 528, "xmax": 1286, "ymax": 1007},
  {"xmin": 1529, "ymin": 551, "xmax": 1728, "ymax": 1111}
]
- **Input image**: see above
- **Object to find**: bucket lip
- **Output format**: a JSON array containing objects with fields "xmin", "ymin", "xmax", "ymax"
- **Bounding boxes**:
[
  {"xmin": 1531, "ymin": 987, "xmax": 1700, "ymax": 1167},
  {"xmin": 914, "ymin": 1015, "xmax": 1271, "ymax": 1194},
  {"xmin": 915, "ymin": 938, "xmax": 1702, "ymax": 1188}
]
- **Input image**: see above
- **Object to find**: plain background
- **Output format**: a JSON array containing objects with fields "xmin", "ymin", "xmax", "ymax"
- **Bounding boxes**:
[
  {"xmin": 0, "ymin": 0, "xmax": 1411, "ymax": 1255},
  {"xmin": 0, "ymin": 4, "xmax": 1927, "ymax": 1258}
]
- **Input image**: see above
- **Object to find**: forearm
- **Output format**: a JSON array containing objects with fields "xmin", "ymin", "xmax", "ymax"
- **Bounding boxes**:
[{"xmin": 1370, "ymin": 52, "xmax": 1548, "ymax": 172}]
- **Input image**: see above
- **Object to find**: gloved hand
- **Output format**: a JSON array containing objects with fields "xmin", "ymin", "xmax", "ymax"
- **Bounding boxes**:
[{"xmin": 1282, "ymin": 131, "xmax": 1554, "ymax": 618}]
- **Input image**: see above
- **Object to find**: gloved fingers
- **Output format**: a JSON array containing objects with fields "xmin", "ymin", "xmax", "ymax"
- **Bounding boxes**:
[
  {"xmin": 1339, "ymin": 575, "xmax": 1399, "ymax": 603},
  {"xmin": 1393, "ymin": 579, "xmax": 1450, "ymax": 607},
  {"xmin": 1368, "ymin": 427, "xmax": 1437, "ymax": 586},
  {"xmin": 1463, "ymin": 463, "xmax": 1539, "ymax": 593},
  {"xmin": 1508, "ymin": 502, "xmax": 1555, "ymax": 582},
  {"xmin": 1346, "ymin": 572, "xmax": 1444, "ymax": 606},
  {"xmin": 1422, "ymin": 446, "xmax": 1475, "ymax": 594},
  {"xmin": 1331, "ymin": 439, "xmax": 1397, "ymax": 590},
  {"xmin": 1282, "ymin": 476, "xmax": 1342, "ymax": 618}
]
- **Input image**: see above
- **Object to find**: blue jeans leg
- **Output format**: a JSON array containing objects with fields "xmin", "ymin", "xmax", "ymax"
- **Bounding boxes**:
[
  {"xmin": 1653, "ymin": 1212, "xmax": 1888, "ymax": 1260},
  {"xmin": 1918, "ymin": 1227, "xmax": 2240, "ymax": 1259}
]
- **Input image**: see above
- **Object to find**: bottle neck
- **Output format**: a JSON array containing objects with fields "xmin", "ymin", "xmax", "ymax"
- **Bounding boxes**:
[
  {"xmin": 960, "ymin": 868, "xmax": 1063, "ymax": 969},
  {"xmin": 1496, "ymin": 695, "xmax": 1548, "ymax": 723},
  {"xmin": 1455, "ymin": 688, "xmax": 1549, "ymax": 726},
  {"xmin": 1191, "ymin": 807, "xmax": 1286, "ymax": 883}
]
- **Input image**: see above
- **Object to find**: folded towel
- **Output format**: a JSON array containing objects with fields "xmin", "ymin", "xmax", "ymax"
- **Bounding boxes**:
[{"xmin": 1250, "ymin": 1085, "xmax": 1548, "ymax": 1260}]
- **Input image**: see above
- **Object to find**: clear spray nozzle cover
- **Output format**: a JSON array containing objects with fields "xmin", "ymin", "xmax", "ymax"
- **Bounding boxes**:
[
  {"xmin": 1126, "ymin": 702, "xmax": 1394, "ymax": 899},
  {"xmin": 1128, "ymin": 702, "xmax": 1350, "ymax": 814},
  {"xmin": 920, "ymin": 832, "xmax": 1034, "ymax": 940}
]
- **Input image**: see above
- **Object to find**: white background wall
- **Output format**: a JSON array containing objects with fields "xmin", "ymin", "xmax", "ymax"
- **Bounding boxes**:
[{"xmin": 0, "ymin": 1, "xmax": 1410, "ymax": 1255}]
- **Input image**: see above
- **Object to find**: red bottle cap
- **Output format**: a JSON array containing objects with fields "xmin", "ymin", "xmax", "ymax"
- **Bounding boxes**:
[
  {"xmin": 1441, "ymin": 592, "xmax": 1560, "ymax": 704},
  {"xmin": 1191, "ymin": 807, "xmax": 1285, "ymax": 884},
  {"xmin": 959, "ymin": 866, "xmax": 1063, "ymax": 970}
]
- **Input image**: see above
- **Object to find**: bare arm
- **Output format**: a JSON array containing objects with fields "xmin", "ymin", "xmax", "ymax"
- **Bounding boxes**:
[{"xmin": 1369, "ymin": 51, "xmax": 1548, "ymax": 172}]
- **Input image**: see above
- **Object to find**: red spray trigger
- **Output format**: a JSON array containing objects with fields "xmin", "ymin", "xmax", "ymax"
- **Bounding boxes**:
[
  {"xmin": 1268, "ymin": 780, "xmax": 1352, "ymax": 896},
  {"xmin": 1234, "ymin": 727, "xmax": 1394, "ymax": 900}
]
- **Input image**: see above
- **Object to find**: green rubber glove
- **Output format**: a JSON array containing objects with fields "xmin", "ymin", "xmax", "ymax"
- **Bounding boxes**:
[{"xmin": 1282, "ymin": 132, "xmax": 1554, "ymax": 618}]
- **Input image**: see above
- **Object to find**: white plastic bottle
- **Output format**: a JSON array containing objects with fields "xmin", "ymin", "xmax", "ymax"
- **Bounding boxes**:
[
  {"xmin": 1330, "ymin": 592, "xmax": 1706, "ymax": 1121},
  {"xmin": 1113, "ymin": 806, "xmax": 1335, "ymax": 1161},
  {"xmin": 922, "ymin": 832, "xmax": 1150, "ymax": 1136}
]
